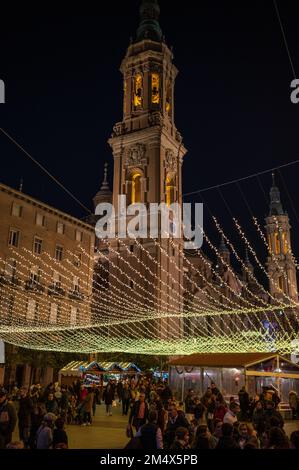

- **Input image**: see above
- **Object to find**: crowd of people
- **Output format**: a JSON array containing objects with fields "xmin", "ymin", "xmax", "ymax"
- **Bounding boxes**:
[
  {"xmin": 124, "ymin": 380, "xmax": 299, "ymax": 450},
  {"xmin": 0, "ymin": 379, "xmax": 99, "ymax": 449},
  {"xmin": 0, "ymin": 377, "xmax": 299, "ymax": 450}
]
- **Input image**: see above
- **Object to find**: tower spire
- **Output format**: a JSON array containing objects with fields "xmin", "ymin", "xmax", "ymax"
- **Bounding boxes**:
[
  {"xmin": 93, "ymin": 163, "xmax": 112, "ymax": 210},
  {"xmin": 269, "ymin": 171, "xmax": 284, "ymax": 216},
  {"xmin": 136, "ymin": 0, "xmax": 163, "ymax": 43},
  {"xmin": 100, "ymin": 162, "xmax": 109, "ymax": 191}
]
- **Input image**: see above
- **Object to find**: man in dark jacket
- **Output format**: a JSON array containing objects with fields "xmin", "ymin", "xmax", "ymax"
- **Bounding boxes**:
[
  {"xmin": 184, "ymin": 389, "xmax": 195, "ymax": 413},
  {"xmin": 18, "ymin": 387, "xmax": 33, "ymax": 448},
  {"xmin": 129, "ymin": 392, "xmax": 148, "ymax": 431},
  {"xmin": 164, "ymin": 404, "xmax": 191, "ymax": 449},
  {"xmin": 238, "ymin": 386, "xmax": 250, "ymax": 420},
  {"xmin": 103, "ymin": 380, "xmax": 115, "ymax": 416},
  {"xmin": 0, "ymin": 388, "xmax": 17, "ymax": 449},
  {"xmin": 117, "ymin": 381, "xmax": 123, "ymax": 404},
  {"xmin": 160, "ymin": 384, "xmax": 172, "ymax": 407},
  {"xmin": 136, "ymin": 410, "xmax": 163, "ymax": 449},
  {"xmin": 216, "ymin": 423, "xmax": 239, "ymax": 449}
]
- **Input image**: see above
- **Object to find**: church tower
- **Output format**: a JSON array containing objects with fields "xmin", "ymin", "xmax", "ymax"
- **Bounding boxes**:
[
  {"xmin": 109, "ymin": 0, "xmax": 186, "ymax": 212},
  {"xmin": 107, "ymin": 0, "xmax": 187, "ymax": 339},
  {"xmin": 265, "ymin": 174, "xmax": 298, "ymax": 302}
]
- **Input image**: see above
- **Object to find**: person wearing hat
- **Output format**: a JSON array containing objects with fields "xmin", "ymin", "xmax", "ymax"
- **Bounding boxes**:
[{"xmin": 0, "ymin": 387, "xmax": 17, "ymax": 449}]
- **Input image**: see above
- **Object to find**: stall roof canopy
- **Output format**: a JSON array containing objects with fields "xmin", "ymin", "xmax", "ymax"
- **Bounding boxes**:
[
  {"xmin": 59, "ymin": 361, "xmax": 141, "ymax": 376},
  {"xmin": 168, "ymin": 353, "xmax": 295, "ymax": 368}
]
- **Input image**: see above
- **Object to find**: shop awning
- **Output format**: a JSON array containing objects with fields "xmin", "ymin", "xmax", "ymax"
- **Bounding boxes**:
[{"xmin": 168, "ymin": 353, "xmax": 286, "ymax": 368}]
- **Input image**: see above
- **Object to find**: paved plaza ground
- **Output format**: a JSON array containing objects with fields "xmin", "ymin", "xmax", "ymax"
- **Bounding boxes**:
[
  {"xmin": 66, "ymin": 403, "xmax": 130, "ymax": 449},
  {"xmin": 12, "ymin": 403, "xmax": 299, "ymax": 448}
]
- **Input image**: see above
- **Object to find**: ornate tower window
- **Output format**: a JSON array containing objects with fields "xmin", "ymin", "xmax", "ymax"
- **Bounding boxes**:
[
  {"xmin": 268, "ymin": 234, "xmax": 272, "ymax": 254},
  {"xmin": 278, "ymin": 276, "xmax": 286, "ymax": 292},
  {"xmin": 133, "ymin": 74, "xmax": 143, "ymax": 109},
  {"xmin": 129, "ymin": 170, "xmax": 143, "ymax": 204},
  {"xmin": 274, "ymin": 232, "xmax": 280, "ymax": 255},
  {"xmin": 166, "ymin": 174, "xmax": 175, "ymax": 207},
  {"xmin": 151, "ymin": 73, "xmax": 160, "ymax": 105},
  {"xmin": 282, "ymin": 232, "xmax": 288, "ymax": 254},
  {"xmin": 166, "ymin": 80, "xmax": 172, "ymax": 115},
  {"xmin": 123, "ymin": 80, "xmax": 127, "ymax": 115}
]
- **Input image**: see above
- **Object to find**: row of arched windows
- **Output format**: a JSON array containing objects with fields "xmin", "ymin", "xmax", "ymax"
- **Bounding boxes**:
[
  {"xmin": 268, "ymin": 232, "xmax": 289, "ymax": 255},
  {"xmin": 127, "ymin": 170, "xmax": 176, "ymax": 206}
]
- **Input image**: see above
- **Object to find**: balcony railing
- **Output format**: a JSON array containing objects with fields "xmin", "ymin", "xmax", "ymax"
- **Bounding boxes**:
[
  {"xmin": 0, "ymin": 274, "xmax": 22, "ymax": 288},
  {"xmin": 48, "ymin": 284, "xmax": 65, "ymax": 297},
  {"xmin": 25, "ymin": 279, "xmax": 45, "ymax": 293},
  {"xmin": 69, "ymin": 289, "xmax": 84, "ymax": 301}
]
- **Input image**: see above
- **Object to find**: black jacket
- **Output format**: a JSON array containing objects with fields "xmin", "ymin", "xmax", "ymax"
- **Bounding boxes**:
[
  {"xmin": 216, "ymin": 436, "xmax": 239, "ymax": 449},
  {"xmin": 164, "ymin": 411, "xmax": 190, "ymax": 449},
  {"xmin": 0, "ymin": 400, "xmax": 17, "ymax": 448}
]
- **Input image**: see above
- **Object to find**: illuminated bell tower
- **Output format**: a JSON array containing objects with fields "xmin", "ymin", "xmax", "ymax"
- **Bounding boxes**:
[
  {"xmin": 109, "ymin": 0, "xmax": 186, "ymax": 212},
  {"xmin": 265, "ymin": 174, "xmax": 298, "ymax": 302},
  {"xmin": 108, "ymin": 0, "xmax": 187, "ymax": 338}
]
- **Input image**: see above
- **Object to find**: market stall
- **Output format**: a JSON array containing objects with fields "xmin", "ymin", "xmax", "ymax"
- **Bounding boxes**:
[
  {"xmin": 168, "ymin": 353, "xmax": 299, "ymax": 403},
  {"xmin": 59, "ymin": 361, "xmax": 141, "ymax": 386}
]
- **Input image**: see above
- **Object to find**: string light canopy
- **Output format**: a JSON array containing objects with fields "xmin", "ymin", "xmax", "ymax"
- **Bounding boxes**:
[{"xmin": 0, "ymin": 211, "xmax": 298, "ymax": 355}]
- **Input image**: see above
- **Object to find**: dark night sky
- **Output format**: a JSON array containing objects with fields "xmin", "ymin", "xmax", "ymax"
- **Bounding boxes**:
[{"xmin": 1, "ymin": 0, "xmax": 299, "ymax": 272}]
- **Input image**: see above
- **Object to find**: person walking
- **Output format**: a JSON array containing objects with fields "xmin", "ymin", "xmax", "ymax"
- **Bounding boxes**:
[
  {"xmin": 122, "ymin": 383, "xmax": 131, "ymax": 416},
  {"xmin": 81, "ymin": 388, "xmax": 94, "ymax": 425},
  {"xmin": 103, "ymin": 380, "xmax": 115, "ymax": 416},
  {"xmin": 129, "ymin": 392, "xmax": 148, "ymax": 432},
  {"xmin": 17, "ymin": 387, "xmax": 33, "ymax": 448},
  {"xmin": 0, "ymin": 388, "xmax": 17, "ymax": 449}
]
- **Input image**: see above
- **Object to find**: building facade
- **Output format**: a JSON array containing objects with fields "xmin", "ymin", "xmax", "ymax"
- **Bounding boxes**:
[{"xmin": 0, "ymin": 183, "xmax": 95, "ymax": 386}]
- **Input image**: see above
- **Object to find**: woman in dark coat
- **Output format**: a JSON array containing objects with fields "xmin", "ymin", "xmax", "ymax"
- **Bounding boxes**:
[{"xmin": 103, "ymin": 381, "xmax": 115, "ymax": 416}]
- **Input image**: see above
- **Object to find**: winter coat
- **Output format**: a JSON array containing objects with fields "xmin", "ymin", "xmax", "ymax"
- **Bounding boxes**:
[
  {"xmin": 216, "ymin": 436, "xmax": 239, "ymax": 449},
  {"xmin": 238, "ymin": 389, "xmax": 250, "ymax": 411},
  {"xmin": 18, "ymin": 396, "xmax": 33, "ymax": 427},
  {"xmin": 103, "ymin": 385, "xmax": 115, "ymax": 405},
  {"xmin": 0, "ymin": 400, "xmax": 17, "ymax": 448},
  {"xmin": 82, "ymin": 392, "xmax": 94, "ymax": 413},
  {"xmin": 36, "ymin": 424, "xmax": 53, "ymax": 449},
  {"xmin": 252, "ymin": 409, "xmax": 265, "ymax": 435},
  {"xmin": 45, "ymin": 399, "xmax": 59, "ymax": 415}
]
